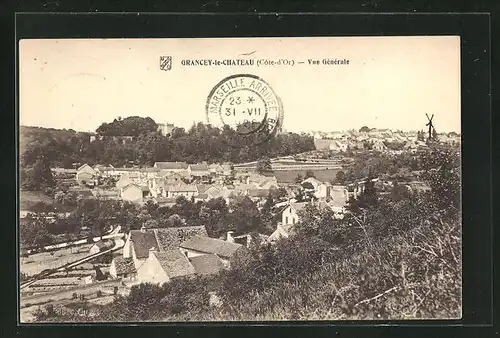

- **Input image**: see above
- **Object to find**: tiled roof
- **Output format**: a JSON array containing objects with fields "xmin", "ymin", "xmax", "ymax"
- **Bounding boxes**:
[
  {"xmin": 168, "ymin": 183, "xmax": 198, "ymax": 192},
  {"xmin": 109, "ymin": 168, "xmax": 143, "ymax": 172},
  {"xmin": 189, "ymin": 254, "xmax": 225, "ymax": 276},
  {"xmin": 143, "ymin": 168, "xmax": 161, "ymax": 172},
  {"xmin": 155, "ymin": 162, "xmax": 188, "ymax": 170},
  {"xmin": 77, "ymin": 164, "xmax": 95, "ymax": 172},
  {"xmin": 248, "ymin": 188, "xmax": 270, "ymax": 198},
  {"xmin": 205, "ymin": 186, "xmax": 222, "ymax": 195},
  {"xmin": 190, "ymin": 164, "xmax": 209, "ymax": 171},
  {"xmin": 154, "ymin": 226, "xmax": 208, "ymax": 252},
  {"xmin": 268, "ymin": 224, "xmax": 293, "ymax": 242},
  {"xmin": 291, "ymin": 202, "xmax": 308, "ymax": 213},
  {"xmin": 122, "ymin": 182, "xmax": 141, "ymax": 191},
  {"xmin": 112, "ymin": 257, "xmax": 137, "ymax": 275},
  {"xmin": 259, "ymin": 177, "xmax": 278, "ymax": 187},
  {"xmin": 196, "ymin": 184, "xmax": 211, "ymax": 194},
  {"xmin": 180, "ymin": 235, "xmax": 243, "ymax": 258},
  {"xmin": 129, "ymin": 230, "xmax": 159, "ymax": 259},
  {"xmin": 235, "ymin": 183, "xmax": 258, "ymax": 192},
  {"xmin": 160, "ymin": 171, "xmax": 183, "ymax": 178},
  {"xmin": 153, "ymin": 250, "xmax": 195, "ymax": 279}
]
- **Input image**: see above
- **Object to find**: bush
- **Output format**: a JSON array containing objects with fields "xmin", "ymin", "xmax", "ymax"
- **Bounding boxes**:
[{"xmin": 31, "ymin": 146, "xmax": 461, "ymax": 322}]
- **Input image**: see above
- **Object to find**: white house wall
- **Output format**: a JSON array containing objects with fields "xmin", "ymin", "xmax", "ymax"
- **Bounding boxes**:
[
  {"xmin": 122, "ymin": 186, "xmax": 143, "ymax": 203},
  {"xmin": 282, "ymin": 206, "xmax": 299, "ymax": 225},
  {"xmin": 123, "ymin": 236, "xmax": 132, "ymax": 258},
  {"xmin": 137, "ymin": 255, "xmax": 170, "ymax": 285}
]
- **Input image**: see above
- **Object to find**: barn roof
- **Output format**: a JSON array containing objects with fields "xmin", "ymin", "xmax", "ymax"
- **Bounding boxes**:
[
  {"xmin": 189, "ymin": 164, "xmax": 209, "ymax": 171},
  {"xmin": 154, "ymin": 162, "xmax": 188, "ymax": 170},
  {"xmin": 180, "ymin": 235, "xmax": 243, "ymax": 258},
  {"xmin": 153, "ymin": 250, "xmax": 195, "ymax": 279},
  {"xmin": 129, "ymin": 230, "xmax": 158, "ymax": 259},
  {"xmin": 189, "ymin": 254, "xmax": 225, "ymax": 276},
  {"xmin": 154, "ymin": 226, "xmax": 208, "ymax": 252},
  {"xmin": 112, "ymin": 257, "xmax": 137, "ymax": 275}
]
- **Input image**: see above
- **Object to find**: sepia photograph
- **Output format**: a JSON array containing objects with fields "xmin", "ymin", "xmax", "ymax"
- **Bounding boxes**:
[{"xmin": 18, "ymin": 36, "xmax": 462, "ymax": 322}]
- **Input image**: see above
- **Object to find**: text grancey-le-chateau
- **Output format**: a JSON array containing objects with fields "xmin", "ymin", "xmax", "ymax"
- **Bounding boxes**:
[{"xmin": 180, "ymin": 58, "xmax": 350, "ymax": 67}]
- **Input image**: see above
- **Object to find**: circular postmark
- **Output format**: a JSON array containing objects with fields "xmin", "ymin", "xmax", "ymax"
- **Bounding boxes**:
[{"xmin": 205, "ymin": 74, "xmax": 284, "ymax": 146}]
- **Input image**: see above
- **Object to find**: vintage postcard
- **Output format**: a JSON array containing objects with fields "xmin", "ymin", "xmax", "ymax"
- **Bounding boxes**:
[{"xmin": 18, "ymin": 36, "xmax": 461, "ymax": 322}]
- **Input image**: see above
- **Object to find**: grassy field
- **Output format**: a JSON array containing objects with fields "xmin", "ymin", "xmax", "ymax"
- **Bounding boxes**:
[
  {"xmin": 20, "ymin": 244, "xmax": 92, "ymax": 276},
  {"xmin": 20, "ymin": 191, "xmax": 54, "ymax": 211},
  {"xmin": 20, "ymin": 282, "xmax": 129, "ymax": 323},
  {"xmin": 274, "ymin": 169, "xmax": 342, "ymax": 183},
  {"xmin": 21, "ymin": 279, "xmax": 124, "ymax": 305}
]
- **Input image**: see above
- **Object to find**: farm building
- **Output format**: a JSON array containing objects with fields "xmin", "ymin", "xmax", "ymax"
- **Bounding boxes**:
[
  {"xmin": 76, "ymin": 164, "xmax": 97, "ymax": 186},
  {"xmin": 188, "ymin": 254, "xmax": 225, "ymax": 277},
  {"xmin": 281, "ymin": 202, "xmax": 307, "ymax": 225},
  {"xmin": 120, "ymin": 183, "xmax": 148, "ymax": 204},
  {"xmin": 153, "ymin": 162, "xmax": 188, "ymax": 173},
  {"xmin": 179, "ymin": 235, "xmax": 245, "ymax": 269},
  {"xmin": 137, "ymin": 250, "xmax": 195, "ymax": 285},
  {"xmin": 122, "ymin": 225, "xmax": 208, "ymax": 268},
  {"xmin": 110, "ymin": 256, "xmax": 137, "ymax": 281}
]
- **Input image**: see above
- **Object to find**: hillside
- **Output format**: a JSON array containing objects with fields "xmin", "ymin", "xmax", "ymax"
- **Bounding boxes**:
[{"xmin": 19, "ymin": 120, "xmax": 315, "ymax": 169}]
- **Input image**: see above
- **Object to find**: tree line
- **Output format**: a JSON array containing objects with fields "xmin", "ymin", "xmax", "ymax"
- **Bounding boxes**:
[
  {"xmin": 20, "ymin": 192, "xmax": 283, "ymax": 252},
  {"xmin": 20, "ymin": 117, "xmax": 315, "ymax": 169}
]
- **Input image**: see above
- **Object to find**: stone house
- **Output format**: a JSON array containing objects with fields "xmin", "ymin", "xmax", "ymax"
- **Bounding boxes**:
[
  {"xmin": 120, "ymin": 183, "xmax": 147, "ymax": 204},
  {"xmin": 153, "ymin": 162, "xmax": 189, "ymax": 173},
  {"xmin": 281, "ymin": 202, "xmax": 307, "ymax": 225},
  {"xmin": 76, "ymin": 164, "xmax": 97, "ymax": 186},
  {"xmin": 166, "ymin": 183, "xmax": 198, "ymax": 199}
]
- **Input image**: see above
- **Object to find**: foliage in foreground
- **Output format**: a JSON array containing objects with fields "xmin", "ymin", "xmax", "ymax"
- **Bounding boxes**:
[{"xmin": 33, "ymin": 145, "xmax": 461, "ymax": 321}]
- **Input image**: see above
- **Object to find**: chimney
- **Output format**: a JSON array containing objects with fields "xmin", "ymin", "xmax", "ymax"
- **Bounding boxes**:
[
  {"xmin": 148, "ymin": 247, "xmax": 155, "ymax": 258},
  {"xmin": 226, "ymin": 231, "xmax": 235, "ymax": 243}
]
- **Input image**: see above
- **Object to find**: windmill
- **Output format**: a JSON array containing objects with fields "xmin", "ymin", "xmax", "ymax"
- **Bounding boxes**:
[{"xmin": 425, "ymin": 113, "xmax": 437, "ymax": 141}]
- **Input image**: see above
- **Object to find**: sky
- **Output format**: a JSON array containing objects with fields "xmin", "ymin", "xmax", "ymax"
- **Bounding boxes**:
[{"xmin": 19, "ymin": 36, "xmax": 461, "ymax": 133}]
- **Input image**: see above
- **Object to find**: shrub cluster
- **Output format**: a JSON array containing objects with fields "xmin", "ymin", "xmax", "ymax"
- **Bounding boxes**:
[{"xmin": 33, "ymin": 145, "xmax": 461, "ymax": 322}]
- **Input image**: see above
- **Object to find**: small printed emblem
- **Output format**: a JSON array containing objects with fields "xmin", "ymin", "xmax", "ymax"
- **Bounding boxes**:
[{"xmin": 160, "ymin": 56, "xmax": 172, "ymax": 71}]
